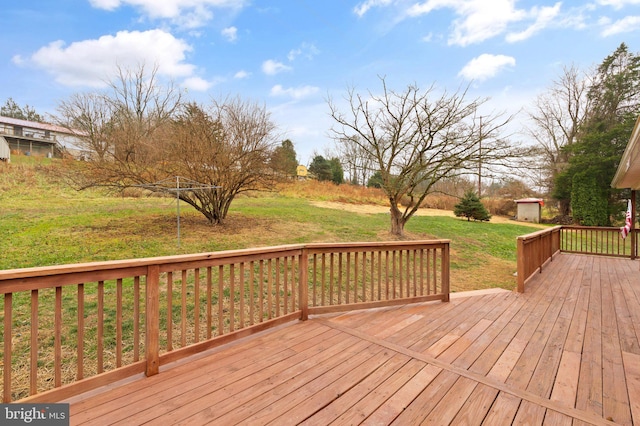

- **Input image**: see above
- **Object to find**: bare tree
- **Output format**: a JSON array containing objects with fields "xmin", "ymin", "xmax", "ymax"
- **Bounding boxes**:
[
  {"xmin": 525, "ymin": 65, "xmax": 592, "ymax": 215},
  {"xmin": 329, "ymin": 78, "xmax": 517, "ymax": 236},
  {"xmin": 336, "ymin": 135, "xmax": 375, "ymax": 185},
  {"xmin": 163, "ymin": 98, "xmax": 278, "ymax": 224},
  {"xmin": 57, "ymin": 92, "xmax": 112, "ymax": 160},
  {"xmin": 56, "ymin": 65, "xmax": 278, "ymax": 225}
]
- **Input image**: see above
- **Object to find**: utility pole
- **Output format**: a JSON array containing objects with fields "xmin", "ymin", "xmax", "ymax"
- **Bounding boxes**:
[{"xmin": 478, "ymin": 116, "xmax": 483, "ymax": 197}]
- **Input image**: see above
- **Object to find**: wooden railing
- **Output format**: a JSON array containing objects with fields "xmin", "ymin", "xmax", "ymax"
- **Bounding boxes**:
[
  {"xmin": 517, "ymin": 225, "xmax": 638, "ymax": 292},
  {"xmin": 0, "ymin": 240, "xmax": 449, "ymax": 402},
  {"xmin": 516, "ymin": 226, "xmax": 561, "ymax": 292},
  {"xmin": 560, "ymin": 226, "xmax": 637, "ymax": 258}
]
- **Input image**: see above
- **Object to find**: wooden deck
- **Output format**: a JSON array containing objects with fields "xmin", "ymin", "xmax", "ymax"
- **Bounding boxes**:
[{"xmin": 65, "ymin": 253, "xmax": 640, "ymax": 425}]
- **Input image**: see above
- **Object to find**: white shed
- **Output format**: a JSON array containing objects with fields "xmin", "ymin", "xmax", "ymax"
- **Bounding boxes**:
[
  {"xmin": 0, "ymin": 136, "xmax": 9, "ymax": 162},
  {"xmin": 515, "ymin": 198, "xmax": 544, "ymax": 223}
]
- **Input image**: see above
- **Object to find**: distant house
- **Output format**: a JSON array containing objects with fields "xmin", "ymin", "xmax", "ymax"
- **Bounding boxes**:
[{"xmin": 0, "ymin": 116, "xmax": 84, "ymax": 161}]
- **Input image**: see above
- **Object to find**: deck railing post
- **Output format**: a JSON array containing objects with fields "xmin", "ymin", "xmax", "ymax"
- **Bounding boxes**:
[
  {"xmin": 516, "ymin": 237, "xmax": 525, "ymax": 293},
  {"xmin": 145, "ymin": 265, "xmax": 160, "ymax": 376},
  {"xmin": 299, "ymin": 249, "xmax": 309, "ymax": 321},
  {"xmin": 441, "ymin": 243, "xmax": 450, "ymax": 302}
]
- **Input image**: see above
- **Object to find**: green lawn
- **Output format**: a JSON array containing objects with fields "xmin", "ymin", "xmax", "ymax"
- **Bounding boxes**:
[{"xmin": 0, "ymin": 156, "xmax": 543, "ymax": 291}]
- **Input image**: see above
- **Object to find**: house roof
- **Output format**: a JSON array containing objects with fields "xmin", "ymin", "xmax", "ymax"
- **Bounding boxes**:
[
  {"xmin": 0, "ymin": 115, "xmax": 78, "ymax": 136},
  {"xmin": 612, "ymin": 115, "xmax": 640, "ymax": 189}
]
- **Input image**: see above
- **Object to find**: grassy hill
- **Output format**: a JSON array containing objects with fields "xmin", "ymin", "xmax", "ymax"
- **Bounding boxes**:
[{"xmin": 0, "ymin": 155, "xmax": 544, "ymax": 291}]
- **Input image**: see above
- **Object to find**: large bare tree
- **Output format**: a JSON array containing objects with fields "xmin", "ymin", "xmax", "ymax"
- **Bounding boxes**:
[
  {"xmin": 56, "ymin": 66, "xmax": 279, "ymax": 224},
  {"xmin": 525, "ymin": 65, "xmax": 592, "ymax": 215},
  {"xmin": 163, "ymin": 99, "xmax": 278, "ymax": 223},
  {"xmin": 329, "ymin": 78, "xmax": 517, "ymax": 237}
]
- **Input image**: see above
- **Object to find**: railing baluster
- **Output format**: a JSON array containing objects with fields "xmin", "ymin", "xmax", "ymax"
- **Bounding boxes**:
[
  {"xmin": 353, "ymin": 252, "xmax": 358, "ymax": 302},
  {"xmin": 97, "ymin": 281, "xmax": 104, "ymax": 374},
  {"xmin": 377, "ymin": 251, "xmax": 382, "ymax": 301},
  {"xmin": 370, "ymin": 251, "xmax": 375, "ymax": 301},
  {"xmin": 249, "ymin": 261, "xmax": 255, "ymax": 326},
  {"xmin": 116, "ymin": 278, "xmax": 122, "ymax": 367},
  {"xmin": 258, "ymin": 260, "xmax": 264, "ymax": 322},
  {"xmin": 55, "ymin": 286, "xmax": 62, "ymax": 388},
  {"xmin": 77, "ymin": 284, "xmax": 84, "ymax": 380},
  {"xmin": 239, "ymin": 263, "xmax": 245, "ymax": 327},
  {"xmin": 274, "ymin": 259, "xmax": 280, "ymax": 318},
  {"xmin": 229, "ymin": 264, "xmax": 235, "ymax": 333},
  {"xmin": 338, "ymin": 253, "xmax": 343, "ymax": 304},
  {"xmin": 392, "ymin": 250, "xmax": 397, "ymax": 298},
  {"xmin": 267, "ymin": 259, "xmax": 273, "ymax": 320},
  {"xmin": 167, "ymin": 271, "xmax": 173, "ymax": 351},
  {"xmin": 3, "ymin": 293, "xmax": 12, "ymax": 402},
  {"xmin": 30, "ymin": 289, "xmax": 38, "ymax": 395},
  {"xmin": 194, "ymin": 268, "xmax": 200, "ymax": 342},
  {"xmin": 206, "ymin": 268, "xmax": 212, "ymax": 339},
  {"xmin": 134, "ymin": 276, "xmax": 140, "ymax": 361},
  {"xmin": 346, "ymin": 253, "xmax": 351, "ymax": 304},
  {"xmin": 329, "ymin": 253, "xmax": 334, "ymax": 306},
  {"xmin": 283, "ymin": 257, "xmax": 288, "ymax": 315},
  {"xmin": 385, "ymin": 251, "xmax": 390, "ymax": 299},
  {"xmin": 292, "ymin": 255, "xmax": 297, "ymax": 313},
  {"xmin": 312, "ymin": 254, "xmax": 318, "ymax": 307},
  {"xmin": 432, "ymin": 249, "xmax": 437, "ymax": 294},
  {"xmin": 181, "ymin": 270, "xmax": 187, "ymax": 347},
  {"xmin": 218, "ymin": 266, "xmax": 224, "ymax": 334}
]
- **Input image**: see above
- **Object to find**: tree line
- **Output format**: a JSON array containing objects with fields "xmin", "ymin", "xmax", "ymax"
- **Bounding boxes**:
[{"xmin": 527, "ymin": 42, "xmax": 640, "ymax": 226}]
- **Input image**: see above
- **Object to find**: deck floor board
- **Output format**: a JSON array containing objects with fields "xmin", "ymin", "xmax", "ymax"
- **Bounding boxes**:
[{"xmin": 65, "ymin": 254, "xmax": 639, "ymax": 425}]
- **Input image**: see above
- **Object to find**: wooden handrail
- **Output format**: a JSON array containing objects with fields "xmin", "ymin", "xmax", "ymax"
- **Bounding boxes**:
[
  {"xmin": 516, "ymin": 226, "xmax": 561, "ymax": 292},
  {"xmin": 0, "ymin": 240, "xmax": 450, "ymax": 402}
]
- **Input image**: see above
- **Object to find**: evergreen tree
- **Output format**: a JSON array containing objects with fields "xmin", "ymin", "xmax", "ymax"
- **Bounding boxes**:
[
  {"xmin": 308, "ymin": 155, "xmax": 333, "ymax": 181},
  {"xmin": 270, "ymin": 139, "xmax": 298, "ymax": 177},
  {"xmin": 367, "ymin": 171, "xmax": 383, "ymax": 188},
  {"xmin": 554, "ymin": 43, "xmax": 640, "ymax": 225},
  {"xmin": 328, "ymin": 157, "xmax": 344, "ymax": 184},
  {"xmin": 454, "ymin": 191, "xmax": 491, "ymax": 221},
  {"xmin": 1, "ymin": 97, "xmax": 45, "ymax": 122}
]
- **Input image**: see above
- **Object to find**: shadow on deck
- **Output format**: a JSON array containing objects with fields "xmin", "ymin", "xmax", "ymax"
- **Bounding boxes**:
[{"xmin": 66, "ymin": 253, "xmax": 640, "ymax": 425}]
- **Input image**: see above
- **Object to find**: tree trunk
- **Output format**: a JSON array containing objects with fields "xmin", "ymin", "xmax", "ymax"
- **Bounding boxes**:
[{"xmin": 389, "ymin": 202, "xmax": 405, "ymax": 237}]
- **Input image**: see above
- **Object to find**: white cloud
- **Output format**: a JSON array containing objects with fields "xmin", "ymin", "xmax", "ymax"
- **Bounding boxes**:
[
  {"xmin": 89, "ymin": 0, "xmax": 247, "ymax": 28},
  {"xmin": 234, "ymin": 70, "xmax": 251, "ymax": 79},
  {"xmin": 270, "ymin": 84, "xmax": 320, "ymax": 100},
  {"xmin": 11, "ymin": 55, "xmax": 25, "ymax": 65},
  {"xmin": 182, "ymin": 76, "xmax": 213, "ymax": 91},
  {"xmin": 221, "ymin": 26, "xmax": 237, "ymax": 42},
  {"xmin": 262, "ymin": 60, "xmax": 292, "ymax": 75},
  {"xmin": 458, "ymin": 54, "xmax": 516, "ymax": 81},
  {"xmin": 29, "ymin": 30, "xmax": 194, "ymax": 87},
  {"xmin": 601, "ymin": 15, "xmax": 640, "ymax": 36},
  {"xmin": 287, "ymin": 43, "xmax": 320, "ymax": 62},
  {"xmin": 406, "ymin": 0, "xmax": 567, "ymax": 46},
  {"xmin": 353, "ymin": 0, "xmax": 393, "ymax": 17},
  {"xmin": 506, "ymin": 3, "xmax": 561, "ymax": 42},
  {"xmin": 597, "ymin": 0, "xmax": 640, "ymax": 9}
]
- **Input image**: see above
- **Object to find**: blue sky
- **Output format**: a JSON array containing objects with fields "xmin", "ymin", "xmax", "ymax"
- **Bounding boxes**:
[{"xmin": 1, "ymin": 1, "xmax": 639, "ymax": 164}]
